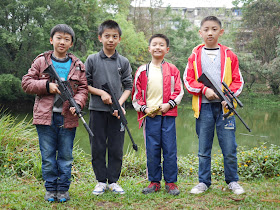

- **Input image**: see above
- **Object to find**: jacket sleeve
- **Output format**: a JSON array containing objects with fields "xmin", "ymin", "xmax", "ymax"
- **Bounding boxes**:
[
  {"xmin": 73, "ymin": 61, "xmax": 88, "ymax": 109},
  {"xmin": 121, "ymin": 58, "xmax": 133, "ymax": 91},
  {"xmin": 228, "ymin": 53, "xmax": 244, "ymax": 96},
  {"xmin": 85, "ymin": 55, "xmax": 94, "ymax": 87},
  {"xmin": 183, "ymin": 54, "xmax": 204, "ymax": 96},
  {"xmin": 132, "ymin": 66, "xmax": 146, "ymax": 112},
  {"xmin": 169, "ymin": 65, "xmax": 184, "ymax": 107},
  {"xmin": 21, "ymin": 56, "xmax": 49, "ymax": 96}
]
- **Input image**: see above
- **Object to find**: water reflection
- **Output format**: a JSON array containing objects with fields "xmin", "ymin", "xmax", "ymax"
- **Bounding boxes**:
[{"xmin": 75, "ymin": 104, "xmax": 280, "ymax": 156}]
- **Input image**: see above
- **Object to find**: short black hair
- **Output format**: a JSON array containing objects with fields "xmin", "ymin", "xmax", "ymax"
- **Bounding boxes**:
[
  {"xmin": 50, "ymin": 24, "xmax": 75, "ymax": 43},
  {"xmin": 200, "ymin": 16, "xmax": 222, "ymax": 28},
  {"xmin": 149, "ymin": 34, "xmax": 170, "ymax": 47},
  {"xmin": 98, "ymin": 20, "xmax": 122, "ymax": 37}
]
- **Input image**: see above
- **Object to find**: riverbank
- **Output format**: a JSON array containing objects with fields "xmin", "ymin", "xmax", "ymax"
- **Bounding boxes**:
[{"xmin": 1, "ymin": 96, "xmax": 280, "ymax": 209}]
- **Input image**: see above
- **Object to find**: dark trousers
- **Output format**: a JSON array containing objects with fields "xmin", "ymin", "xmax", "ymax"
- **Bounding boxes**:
[
  {"xmin": 144, "ymin": 115, "xmax": 178, "ymax": 183},
  {"xmin": 89, "ymin": 110, "xmax": 125, "ymax": 183}
]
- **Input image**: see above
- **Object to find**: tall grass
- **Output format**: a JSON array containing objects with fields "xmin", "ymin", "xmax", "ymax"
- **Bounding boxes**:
[{"xmin": 1, "ymin": 112, "xmax": 279, "ymax": 182}]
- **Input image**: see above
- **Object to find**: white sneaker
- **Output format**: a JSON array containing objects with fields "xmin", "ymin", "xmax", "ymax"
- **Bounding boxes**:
[
  {"xmin": 190, "ymin": 183, "xmax": 208, "ymax": 194},
  {"xmin": 92, "ymin": 182, "xmax": 107, "ymax": 195},
  {"xmin": 228, "ymin": 182, "xmax": 245, "ymax": 195},
  {"xmin": 108, "ymin": 183, "xmax": 125, "ymax": 194}
]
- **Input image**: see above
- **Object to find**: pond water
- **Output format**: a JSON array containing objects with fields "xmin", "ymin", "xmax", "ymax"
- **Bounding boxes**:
[
  {"xmin": 74, "ymin": 103, "xmax": 280, "ymax": 156},
  {"xmin": 9, "ymin": 103, "xmax": 279, "ymax": 156}
]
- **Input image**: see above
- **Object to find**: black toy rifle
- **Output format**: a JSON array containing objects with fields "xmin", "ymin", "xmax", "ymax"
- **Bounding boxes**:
[
  {"xmin": 102, "ymin": 82, "xmax": 138, "ymax": 151},
  {"xmin": 44, "ymin": 64, "xmax": 94, "ymax": 138},
  {"xmin": 198, "ymin": 71, "xmax": 251, "ymax": 132}
]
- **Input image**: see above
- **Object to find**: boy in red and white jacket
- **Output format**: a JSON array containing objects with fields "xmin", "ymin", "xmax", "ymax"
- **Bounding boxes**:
[
  {"xmin": 132, "ymin": 34, "xmax": 184, "ymax": 195},
  {"xmin": 183, "ymin": 16, "xmax": 245, "ymax": 195}
]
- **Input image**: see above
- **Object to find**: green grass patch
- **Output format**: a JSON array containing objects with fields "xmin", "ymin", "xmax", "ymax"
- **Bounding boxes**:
[{"xmin": 1, "ymin": 110, "xmax": 280, "ymax": 209}]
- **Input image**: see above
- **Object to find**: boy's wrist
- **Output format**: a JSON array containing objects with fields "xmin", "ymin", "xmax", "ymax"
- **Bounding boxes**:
[
  {"xmin": 140, "ymin": 105, "xmax": 147, "ymax": 113},
  {"xmin": 168, "ymin": 100, "xmax": 176, "ymax": 109},
  {"xmin": 202, "ymin": 86, "xmax": 208, "ymax": 95}
]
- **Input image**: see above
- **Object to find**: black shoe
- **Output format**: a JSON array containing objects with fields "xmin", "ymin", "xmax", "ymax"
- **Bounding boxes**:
[
  {"xmin": 44, "ymin": 191, "xmax": 57, "ymax": 202},
  {"xmin": 57, "ymin": 191, "xmax": 70, "ymax": 202}
]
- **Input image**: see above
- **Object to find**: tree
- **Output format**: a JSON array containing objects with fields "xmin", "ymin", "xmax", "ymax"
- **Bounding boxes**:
[
  {"xmin": 163, "ymin": 8, "xmax": 201, "ymax": 75},
  {"xmin": 114, "ymin": 13, "xmax": 149, "ymax": 72},
  {"xmin": 261, "ymin": 35, "xmax": 280, "ymax": 95},
  {"xmin": 129, "ymin": 0, "xmax": 167, "ymax": 39},
  {"xmin": 0, "ymin": 0, "xmax": 101, "ymax": 78},
  {"xmin": 235, "ymin": 0, "xmax": 280, "ymax": 94}
]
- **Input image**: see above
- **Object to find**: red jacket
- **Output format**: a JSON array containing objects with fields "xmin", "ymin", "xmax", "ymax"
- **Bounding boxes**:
[
  {"xmin": 183, "ymin": 44, "xmax": 244, "ymax": 118},
  {"xmin": 22, "ymin": 51, "xmax": 88, "ymax": 128},
  {"xmin": 132, "ymin": 61, "xmax": 184, "ymax": 128}
]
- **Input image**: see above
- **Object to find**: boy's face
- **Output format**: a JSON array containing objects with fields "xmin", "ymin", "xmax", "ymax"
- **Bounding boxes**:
[
  {"xmin": 50, "ymin": 32, "xmax": 73, "ymax": 58},
  {"xmin": 148, "ymin": 37, "xmax": 169, "ymax": 59},
  {"xmin": 98, "ymin": 28, "xmax": 121, "ymax": 53},
  {"xmin": 199, "ymin": 20, "xmax": 224, "ymax": 48}
]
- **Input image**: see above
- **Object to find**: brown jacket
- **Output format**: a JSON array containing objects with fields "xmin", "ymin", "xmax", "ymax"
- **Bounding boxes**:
[{"xmin": 22, "ymin": 51, "xmax": 88, "ymax": 128}]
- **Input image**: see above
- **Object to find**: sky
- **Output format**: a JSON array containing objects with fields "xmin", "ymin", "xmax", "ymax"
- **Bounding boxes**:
[{"xmin": 131, "ymin": 0, "xmax": 237, "ymax": 8}]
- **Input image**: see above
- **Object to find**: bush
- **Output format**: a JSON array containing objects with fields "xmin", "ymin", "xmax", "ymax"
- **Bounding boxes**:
[
  {"xmin": 1, "ymin": 112, "xmax": 279, "ymax": 181},
  {"xmin": 0, "ymin": 74, "xmax": 25, "ymax": 101},
  {"xmin": 0, "ymin": 111, "xmax": 39, "ymax": 178},
  {"xmin": 122, "ymin": 143, "xmax": 280, "ymax": 181}
]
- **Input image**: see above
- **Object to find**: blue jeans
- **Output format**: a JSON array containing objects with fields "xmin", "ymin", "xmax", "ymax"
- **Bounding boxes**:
[
  {"xmin": 145, "ymin": 115, "xmax": 178, "ymax": 183},
  {"xmin": 196, "ymin": 103, "xmax": 239, "ymax": 187},
  {"xmin": 36, "ymin": 113, "xmax": 76, "ymax": 192}
]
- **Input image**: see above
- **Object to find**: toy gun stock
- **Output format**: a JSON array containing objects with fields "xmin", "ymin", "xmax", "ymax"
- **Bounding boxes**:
[
  {"xmin": 44, "ymin": 64, "xmax": 94, "ymax": 138},
  {"xmin": 102, "ymin": 82, "xmax": 138, "ymax": 151},
  {"xmin": 198, "ymin": 72, "xmax": 251, "ymax": 132}
]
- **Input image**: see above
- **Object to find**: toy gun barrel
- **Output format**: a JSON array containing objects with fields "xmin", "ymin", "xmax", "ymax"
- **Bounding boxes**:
[{"xmin": 222, "ymin": 81, "xmax": 243, "ymax": 107}]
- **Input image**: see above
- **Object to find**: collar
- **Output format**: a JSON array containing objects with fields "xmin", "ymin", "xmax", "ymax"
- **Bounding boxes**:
[
  {"xmin": 99, "ymin": 49, "xmax": 118, "ymax": 59},
  {"xmin": 51, "ymin": 53, "xmax": 71, "ymax": 62}
]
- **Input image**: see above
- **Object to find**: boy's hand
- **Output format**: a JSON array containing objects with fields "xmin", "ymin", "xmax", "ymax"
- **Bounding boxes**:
[
  {"xmin": 101, "ymin": 90, "xmax": 112, "ymax": 104},
  {"xmin": 160, "ymin": 103, "xmax": 171, "ymax": 113},
  {"xmin": 145, "ymin": 107, "xmax": 157, "ymax": 118},
  {"xmin": 49, "ymin": 82, "xmax": 61, "ymax": 94},
  {"xmin": 205, "ymin": 88, "xmax": 219, "ymax": 100},
  {"xmin": 112, "ymin": 107, "xmax": 126, "ymax": 119},
  {"xmin": 69, "ymin": 107, "xmax": 77, "ymax": 116},
  {"xmin": 221, "ymin": 101, "xmax": 228, "ymax": 109}
]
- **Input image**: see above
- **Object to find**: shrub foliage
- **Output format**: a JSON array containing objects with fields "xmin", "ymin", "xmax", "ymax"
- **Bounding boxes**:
[{"xmin": 1, "ymin": 113, "xmax": 279, "ymax": 181}]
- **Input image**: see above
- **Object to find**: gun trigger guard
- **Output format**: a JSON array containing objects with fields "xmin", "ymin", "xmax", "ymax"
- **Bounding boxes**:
[{"xmin": 223, "ymin": 110, "xmax": 232, "ymax": 118}]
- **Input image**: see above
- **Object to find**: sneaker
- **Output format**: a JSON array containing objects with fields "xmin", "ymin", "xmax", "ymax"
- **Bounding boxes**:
[
  {"xmin": 57, "ymin": 191, "xmax": 70, "ymax": 202},
  {"xmin": 190, "ymin": 183, "xmax": 208, "ymax": 194},
  {"xmin": 108, "ymin": 183, "xmax": 125, "ymax": 194},
  {"xmin": 228, "ymin": 182, "xmax": 245, "ymax": 195},
  {"xmin": 92, "ymin": 182, "xmax": 107, "ymax": 195},
  {"xmin": 165, "ymin": 182, "xmax": 180, "ymax": 195},
  {"xmin": 142, "ymin": 182, "xmax": 161, "ymax": 194},
  {"xmin": 44, "ymin": 191, "xmax": 57, "ymax": 202}
]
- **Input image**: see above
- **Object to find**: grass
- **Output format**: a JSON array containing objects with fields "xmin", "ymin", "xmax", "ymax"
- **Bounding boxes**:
[
  {"xmin": 1, "ymin": 107, "xmax": 280, "ymax": 209},
  {"xmin": 1, "ymin": 176, "xmax": 280, "ymax": 209}
]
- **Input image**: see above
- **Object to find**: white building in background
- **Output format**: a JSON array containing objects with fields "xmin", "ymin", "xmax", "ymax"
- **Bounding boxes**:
[{"xmin": 130, "ymin": 0, "xmax": 242, "ymax": 28}]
